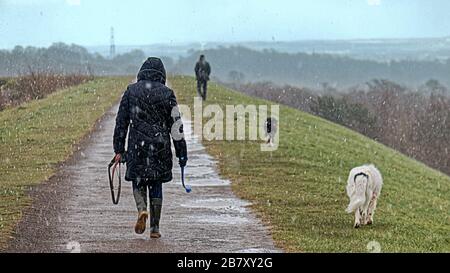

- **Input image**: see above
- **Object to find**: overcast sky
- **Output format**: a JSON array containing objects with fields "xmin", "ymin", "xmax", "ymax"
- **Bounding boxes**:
[{"xmin": 1, "ymin": 0, "xmax": 450, "ymax": 48}]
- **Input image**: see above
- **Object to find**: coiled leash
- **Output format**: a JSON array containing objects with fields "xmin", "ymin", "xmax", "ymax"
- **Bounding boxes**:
[
  {"xmin": 108, "ymin": 157, "xmax": 122, "ymax": 205},
  {"xmin": 181, "ymin": 166, "xmax": 192, "ymax": 193}
]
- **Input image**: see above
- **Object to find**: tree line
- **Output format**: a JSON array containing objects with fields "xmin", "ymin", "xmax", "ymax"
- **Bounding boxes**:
[
  {"xmin": 4, "ymin": 43, "xmax": 450, "ymax": 89},
  {"xmin": 174, "ymin": 46, "xmax": 450, "ymax": 88},
  {"xmin": 0, "ymin": 43, "xmax": 148, "ymax": 76}
]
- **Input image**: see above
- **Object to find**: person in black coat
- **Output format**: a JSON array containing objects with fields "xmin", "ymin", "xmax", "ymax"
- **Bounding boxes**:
[
  {"xmin": 113, "ymin": 57, "xmax": 187, "ymax": 238},
  {"xmin": 194, "ymin": 54, "xmax": 211, "ymax": 100}
]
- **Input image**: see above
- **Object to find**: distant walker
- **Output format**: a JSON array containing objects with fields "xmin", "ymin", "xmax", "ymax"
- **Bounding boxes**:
[{"xmin": 194, "ymin": 54, "xmax": 211, "ymax": 101}]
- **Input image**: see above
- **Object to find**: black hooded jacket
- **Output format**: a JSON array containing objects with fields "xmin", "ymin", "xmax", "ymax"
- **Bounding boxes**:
[
  {"xmin": 113, "ymin": 57, "xmax": 187, "ymax": 182},
  {"xmin": 194, "ymin": 61, "xmax": 211, "ymax": 82}
]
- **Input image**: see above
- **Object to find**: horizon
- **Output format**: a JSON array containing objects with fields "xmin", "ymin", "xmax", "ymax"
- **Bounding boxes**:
[{"xmin": 3, "ymin": 35, "xmax": 450, "ymax": 50}]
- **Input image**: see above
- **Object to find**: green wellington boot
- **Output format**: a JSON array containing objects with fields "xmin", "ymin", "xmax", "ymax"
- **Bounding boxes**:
[{"xmin": 150, "ymin": 198, "xmax": 162, "ymax": 238}]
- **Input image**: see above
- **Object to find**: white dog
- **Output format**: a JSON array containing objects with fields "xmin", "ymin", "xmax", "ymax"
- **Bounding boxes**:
[{"xmin": 345, "ymin": 164, "xmax": 383, "ymax": 228}]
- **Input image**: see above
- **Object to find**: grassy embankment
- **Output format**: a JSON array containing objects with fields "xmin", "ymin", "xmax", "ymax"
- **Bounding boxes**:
[
  {"xmin": 0, "ymin": 77, "xmax": 130, "ymax": 248},
  {"xmin": 171, "ymin": 75, "xmax": 450, "ymax": 252}
]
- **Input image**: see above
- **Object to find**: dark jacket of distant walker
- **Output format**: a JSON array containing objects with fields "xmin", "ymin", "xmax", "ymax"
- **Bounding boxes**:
[
  {"xmin": 194, "ymin": 61, "xmax": 211, "ymax": 82},
  {"xmin": 113, "ymin": 57, "xmax": 187, "ymax": 182}
]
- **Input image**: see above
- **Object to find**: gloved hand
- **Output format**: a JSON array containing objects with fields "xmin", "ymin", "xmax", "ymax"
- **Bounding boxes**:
[
  {"xmin": 179, "ymin": 156, "xmax": 187, "ymax": 168},
  {"xmin": 113, "ymin": 152, "xmax": 127, "ymax": 164},
  {"xmin": 114, "ymin": 153, "xmax": 122, "ymax": 163}
]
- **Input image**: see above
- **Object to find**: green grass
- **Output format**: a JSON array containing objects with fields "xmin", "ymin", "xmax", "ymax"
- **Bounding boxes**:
[
  {"xmin": 171, "ymin": 75, "xmax": 450, "ymax": 253},
  {"xmin": 0, "ymin": 77, "xmax": 130, "ymax": 248}
]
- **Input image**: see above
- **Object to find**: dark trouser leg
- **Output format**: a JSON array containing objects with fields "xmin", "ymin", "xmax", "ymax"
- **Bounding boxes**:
[
  {"xmin": 132, "ymin": 179, "xmax": 148, "ymax": 213},
  {"xmin": 197, "ymin": 80, "xmax": 203, "ymax": 98},
  {"xmin": 149, "ymin": 182, "xmax": 163, "ymax": 238},
  {"xmin": 202, "ymin": 81, "xmax": 207, "ymax": 100}
]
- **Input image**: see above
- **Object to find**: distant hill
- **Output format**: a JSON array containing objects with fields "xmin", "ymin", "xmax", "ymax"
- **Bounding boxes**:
[
  {"xmin": 0, "ymin": 43, "xmax": 146, "ymax": 77},
  {"xmin": 3, "ymin": 41, "xmax": 450, "ymax": 88},
  {"xmin": 86, "ymin": 37, "xmax": 450, "ymax": 62},
  {"xmin": 173, "ymin": 46, "xmax": 450, "ymax": 88}
]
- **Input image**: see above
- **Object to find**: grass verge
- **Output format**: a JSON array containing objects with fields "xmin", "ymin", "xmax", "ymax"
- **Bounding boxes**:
[
  {"xmin": 0, "ymin": 77, "xmax": 130, "ymax": 248},
  {"xmin": 171, "ymin": 75, "xmax": 450, "ymax": 252}
]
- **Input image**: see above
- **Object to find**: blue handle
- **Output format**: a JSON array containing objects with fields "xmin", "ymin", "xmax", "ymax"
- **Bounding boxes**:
[{"xmin": 181, "ymin": 166, "xmax": 191, "ymax": 193}]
